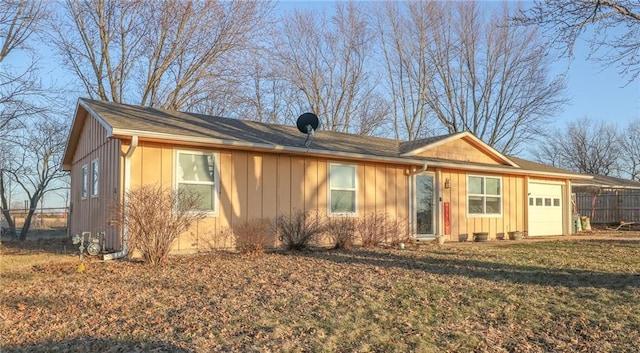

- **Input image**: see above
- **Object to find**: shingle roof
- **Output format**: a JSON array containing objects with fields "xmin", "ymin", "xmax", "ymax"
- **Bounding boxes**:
[
  {"xmin": 83, "ymin": 98, "xmax": 403, "ymax": 159},
  {"xmin": 506, "ymin": 156, "xmax": 584, "ymax": 177},
  {"xmin": 71, "ymin": 98, "xmax": 589, "ymax": 179},
  {"xmin": 573, "ymin": 174, "xmax": 640, "ymax": 190}
]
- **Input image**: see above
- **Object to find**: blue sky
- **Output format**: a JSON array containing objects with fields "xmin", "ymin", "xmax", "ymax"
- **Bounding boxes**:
[
  {"xmin": 4, "ymin": 0, "xmax": 639, "ymax": 209},
  {"xmin": 277, "ymin": 0, "xmax": 640, "ymax": 129}
]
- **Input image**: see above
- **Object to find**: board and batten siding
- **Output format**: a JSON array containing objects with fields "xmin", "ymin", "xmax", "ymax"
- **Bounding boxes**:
[
  {"xmin": 439, "ymin": 169, "xmax": 526, "ymax": 240},
  {"xmin": 69, "ymin": 111, "xmax": 122, "ymax": 250},
  {"xmin": 126, "ymin": 141, "xmax": 410, "ymax": 254}
]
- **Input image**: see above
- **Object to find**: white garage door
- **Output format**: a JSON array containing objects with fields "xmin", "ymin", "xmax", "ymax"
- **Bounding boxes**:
[{"xmin": 528, "ymin": 182, "xmax": 563, "ymax": 236}]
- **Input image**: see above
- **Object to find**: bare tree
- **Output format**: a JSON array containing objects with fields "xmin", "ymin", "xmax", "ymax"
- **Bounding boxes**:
[
  {"xmin": 1, "ymin": 116, "xmax": 68, "ymax": 240},
  {"xmin": 272, "ymin": 2, "xmax": 389, "ymax": 135},
  {"xmin": 376, "ymin": 1, "xmax": 439, "ymax": 140},
  {"xmin": 619, "ymin": 119, "xmax": 640, "ymax": 180},
  {"xmin": 379, "ymin": 2, "xmax": 566, "ymax": 153},
  {"xmin": 48, "ymin": 0, "xmax": 273, "ymax": 111},
  {"xmin": 0, "ymin": 0, "xmax": 48, "ymax": 137},
  {"xmin": 513, "ymin": 0, "xmax": 640, "ymax": 82},
  {"xmin": 0, "ymin": 0, "xmax": 47, "ymax": 62},
  {"xmin": 532, "ymin": 118, "xmax": 621, "ymax": 176}
]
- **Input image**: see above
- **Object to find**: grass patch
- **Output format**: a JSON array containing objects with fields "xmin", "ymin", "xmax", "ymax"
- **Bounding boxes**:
[{"xmin": 1, "ymin": 234, "xmax": 639, "ymax": 351}]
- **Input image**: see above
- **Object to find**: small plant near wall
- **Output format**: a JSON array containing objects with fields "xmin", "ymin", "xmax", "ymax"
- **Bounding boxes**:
[
  {"xmin": 275, "ymin": 209, "xmax": 325, "ymax": 251},
  {"xmin": 325, "ymin": 216, "xmax": 356, "ymax": 249},
  {"xmin": 233, "ymin": 218, "xmax": 273, "ymax": 254},
  {"xmin": 356, "ymin": 212, "xmax": 410, "ymax": 248},
  {"xmin": 111, "ymin": 185, "xmax": 207, "ymax": 266},
  {"xmin": 356, "ymin": 212, "xmax": 389, "ymax": 248}
]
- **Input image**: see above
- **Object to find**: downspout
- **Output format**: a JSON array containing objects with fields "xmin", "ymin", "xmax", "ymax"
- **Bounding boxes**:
[
  {"xmin": 103, "ymin": 136, "xmax": 138, "ymax": 260},
  {"xmin": 407, "ymin": 162, "xmax": 428, "ymax": 237}
]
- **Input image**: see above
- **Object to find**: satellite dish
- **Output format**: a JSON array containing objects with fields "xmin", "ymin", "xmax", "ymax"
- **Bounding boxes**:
[{"xmin": 296, "ymin": 112, "xmax": 319, "ymax": 134}]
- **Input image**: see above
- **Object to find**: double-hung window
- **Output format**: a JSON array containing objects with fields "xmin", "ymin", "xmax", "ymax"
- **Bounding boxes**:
[
  {"xmin": 175, "ymin": 150, "xmax": 218, "ymax": 213},
  {"xmin": 81, "ymin": 164, "xmax": 88, "ymax": 199},
  {"xmin": 91, "ymin": 159, "xmax": 99, "ymax": 197},
  {"xmin": 329, "ymin": 163, "xmax": 357, "ymax": 215},
  {"xmin": 468, "ymin": 175, "xmax": 501, "ymax": 215}
]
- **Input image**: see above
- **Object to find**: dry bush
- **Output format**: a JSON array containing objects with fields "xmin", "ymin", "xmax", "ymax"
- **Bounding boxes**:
[
  {"xmin": 356, "ymin": 212, "xmax": 389, "ymax": 248},
  {"xmin": 111, "ymin": 185, "xmax": 206, "ymax": 265},
  {"xmin": 384, "ymin": 216, "xmax": 411, "ymax": 246},
  {"xmin": 232, "ymin": 218, "xmax": 273, "ymax": 254},
  {"xmin": 275, "ymin": 209, "xmax": 325, "ymax": 251},
  {"xmin": 356, "ymin": 212, "xmax": 410, "ymax": 248},
  {"xmin": 325, "ymin": 216, "xmax": 356, "ymax": 249}
]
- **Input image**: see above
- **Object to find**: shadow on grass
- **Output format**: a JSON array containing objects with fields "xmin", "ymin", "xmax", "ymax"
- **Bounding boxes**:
[
  {"xmin": 293, "ymin": 246, "xmax": 640, "ymax": 290},
  {"xmin": 1, "ymin": 336, "xmax": 194, "ymax": 353}
]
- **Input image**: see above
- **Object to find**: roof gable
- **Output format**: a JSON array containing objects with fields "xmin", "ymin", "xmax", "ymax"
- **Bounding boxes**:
[
  {"xmin": 62, "ymin": 99, "xmax": 115, "ymax": 170},
  {"xmin": 400, "ymin": 131, "xmax": 519, "ymax": 167}
]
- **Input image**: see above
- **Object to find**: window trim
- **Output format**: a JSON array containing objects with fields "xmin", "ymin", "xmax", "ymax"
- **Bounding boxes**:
[
  {"xmin": 327, "ymin": 162, "xmax": 358, "ymax": 216},
  {"xmin": 90, "ymin": 158, "xmax": 99, "ymax": 198},
  {"xmin": 467, "ymin": 175, "xmax": 502, "ymax": 217},
  {"xmin": 81, "ymin": 164, "xmax": 88, "ymax": 200},
  {"xmin": 174, "ymin": 149, "xmax": 220, "ymax": 216}
]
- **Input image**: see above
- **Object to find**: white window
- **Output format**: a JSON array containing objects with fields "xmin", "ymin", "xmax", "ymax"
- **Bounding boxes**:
[
  {"xmin": 468, "ymin": 175, "xmax": 501, "ymax": 215},
  {"xmin": 175, "ymin": 150, "xmax": 218, "ymax": 213},
  {"xmin": 329, "ymin": 163, "xmax": 357, "ymax": 215},
  {"xmin": 91, "ymin": 159, "xmax": 99, "ymax": 197},
  {"xmin": 81, "ymin": 164, "xmax": 88, "ymax": 199}
]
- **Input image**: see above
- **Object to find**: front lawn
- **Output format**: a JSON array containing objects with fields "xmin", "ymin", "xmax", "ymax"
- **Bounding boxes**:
[{"xmin": 1, "ymin": 235, "xmax": 639, "ymax": 352}]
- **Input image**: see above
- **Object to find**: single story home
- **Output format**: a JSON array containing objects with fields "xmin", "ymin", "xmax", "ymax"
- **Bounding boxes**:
[{"xmin": 62, "ymin": 99, "xmax": 591, "ymax": 258}]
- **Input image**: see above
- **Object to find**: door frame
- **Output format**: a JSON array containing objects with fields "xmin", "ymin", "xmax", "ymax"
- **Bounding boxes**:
[{"xmin": 412, "ymin": 172, "xmax": 437, "ymax": 238}]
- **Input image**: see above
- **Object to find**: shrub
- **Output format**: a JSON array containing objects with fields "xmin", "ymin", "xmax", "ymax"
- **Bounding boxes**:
[
  {"xmin": 111, "ymin": 185, "xmax": 206, "ymax": 265},
  {"xmin": 325, "ymin": 216, "xmax": 356, "ymax": 249},
  {"xmin": 356, "ymin": 212, "xmax": 389, "ymax": 248},
  {"xmin": 356, "ymin": 212, "xmax": 410, "ymax": 248},
  {"xmin": 275, "ymin": 209, "xmax": 325, "ymax": 251},
  {"xmin": 384, "ymin": 216, "xmax": 411, "ymax": 247},
  {"xmin": 233, "ymin": 218, "xmax": 273, "ymax": 254}
]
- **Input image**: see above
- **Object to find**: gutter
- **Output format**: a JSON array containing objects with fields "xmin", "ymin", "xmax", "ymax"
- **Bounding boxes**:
[{"xmin": 103, "ymin": 135, "xmax": 138, "ymax": 260}]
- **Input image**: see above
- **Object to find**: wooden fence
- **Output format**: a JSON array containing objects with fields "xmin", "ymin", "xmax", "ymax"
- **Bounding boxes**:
[{"xmin": 574, "ymin": 190, "xmax": 640, "ymax": 224}]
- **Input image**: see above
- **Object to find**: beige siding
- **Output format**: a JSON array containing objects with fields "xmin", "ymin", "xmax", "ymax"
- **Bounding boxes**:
[
  {"xmin": 68, "ymin": 112, "xmax": 121, "ymax": 250},
  {"xmin": 124, "ymin": 143, "xmax": 411, "ymax": 253},
  {"xmin": 440, "ymin": 168, "xmax": 526, "ymax": 240},
  {"xmin": 415, "ymin": 138, "xmax": 503, "ymax": 165}
]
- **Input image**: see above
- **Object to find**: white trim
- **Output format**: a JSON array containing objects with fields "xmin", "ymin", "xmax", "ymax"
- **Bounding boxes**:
[
  {"xmin": 413, "ymin": 172, "xmax": 437, "ymax": 238},
  {"xmin": 90, "ymin": 158, "xmax": 99, "ymax": 198},
  {"xmin": 78, "ymin": 99, "xmax": 115, "ymax": 136},
  {"xmin": 81, "ymin": 164, "xmax": 88, "ymax": 200},
  {"xmin": 467, "ymin": 174, "xmax": 503, "ymax": 217},
  {"xmin": 108, "ymin": 129, "xmax": 589, "ymax": 180},
  {"xmin": 327, "ymin": 162, "xmax": 358, "ymax": 216},
  {"xmin": 174, "ymin": 149, "xmax": 220, "ymax": 216}
]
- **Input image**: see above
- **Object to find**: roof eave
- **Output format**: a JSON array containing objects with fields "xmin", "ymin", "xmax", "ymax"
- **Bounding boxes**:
[
  {"xmin": 111, "ymin": 129, "xmax": 428, "ymax": 167},
  {"xmin": 425, "ymin": 160, "xmax": 592, "ymax": 180},
  {"xmin": 62, "ymin": 99, "xmax": 115, "ymax": 171}
]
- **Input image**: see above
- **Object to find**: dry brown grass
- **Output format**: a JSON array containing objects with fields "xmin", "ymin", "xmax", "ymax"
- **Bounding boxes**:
[{"xmin": 1, "ymin": 232, "xmax": 639, "ymax": 352}]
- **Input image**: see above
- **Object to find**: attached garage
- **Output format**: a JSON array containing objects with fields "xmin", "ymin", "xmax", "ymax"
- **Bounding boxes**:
[{"xmin": 528, "ymin": 182, "xmax": 563, "ymax": 236}]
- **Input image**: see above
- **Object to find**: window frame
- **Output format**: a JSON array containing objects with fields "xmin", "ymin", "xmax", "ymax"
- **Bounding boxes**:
[
  {"xmin": 174, "ymin": 149, "xmax": 220, "ymax": 216},
  {"xmin": 328, "ymin": 162, "xmax": 358, "ymax": 216},
  {"xmin": 90, "ymin": 158, "xmax": 99, "ymax": 197},
  {"xmin": 467, "ymin": 175, "xmax": 502, "ymax": 217},
  {"xmin": 81, "ymin": 164, "xmax": 88, "ymax": 200}
]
